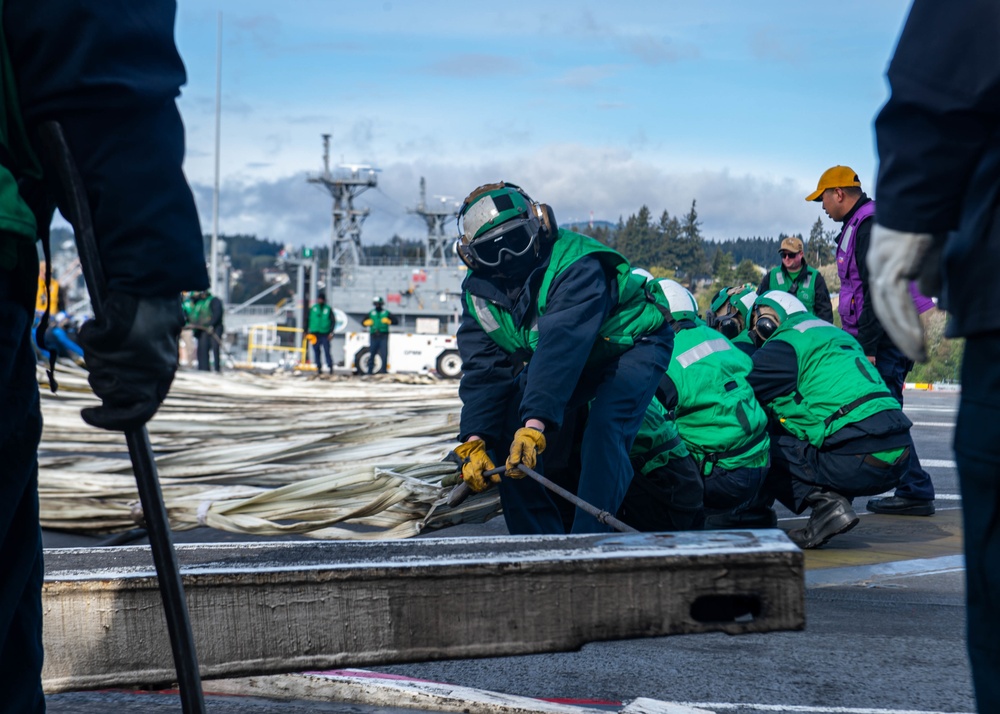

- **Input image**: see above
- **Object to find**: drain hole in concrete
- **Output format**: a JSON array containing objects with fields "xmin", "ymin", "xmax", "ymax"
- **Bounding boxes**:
[{"xmin": 690, "ymin": 594, "xmax": 761, "ymax": 624}]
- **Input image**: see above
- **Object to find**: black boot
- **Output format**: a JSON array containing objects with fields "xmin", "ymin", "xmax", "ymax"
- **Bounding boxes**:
[{"xmin": 787, "ymin": 490, "xmax": 859, "ymax": 549}]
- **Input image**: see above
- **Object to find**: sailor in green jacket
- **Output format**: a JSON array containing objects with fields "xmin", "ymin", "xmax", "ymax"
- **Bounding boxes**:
[
  {"xmin": 308, "ymin": 291, "xmax": 334, "ymax": 375},
  {"xmin": 362, "ymin": 296, "xmax": 391, "ymax": 374},
  {"xmin": 452, "ymin": 181, "xmax": 674, "ymax": 534},
  {"xmin": 652, "ymin": 279, "xmax": 773, "ymax": 528},
  {"xmin": 616, "ymin": 397, "xmax": 705, "ymax": 531},
  {"xmin": 757, "ymin": 236, "xmax": 834, "ymax": 322},
  {"xmin": 708, "ymin": 283, "xmax": 759, "ymax": 356},
  {"xmin": 746, "ymin": 291, "xmax": 913, "ymax": 548}
]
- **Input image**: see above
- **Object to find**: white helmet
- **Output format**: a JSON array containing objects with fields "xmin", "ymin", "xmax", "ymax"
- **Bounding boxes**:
[
  {"xmin": 631, "ymin": 267, "xmax": 654, "ymax": 283},
  {"xmin": 652, "ymin": 279, "xmax": 698, "ymax": 322},
  {"xmin": 749, "ymin": 290, "xmax": 808, "ymax": 345}
]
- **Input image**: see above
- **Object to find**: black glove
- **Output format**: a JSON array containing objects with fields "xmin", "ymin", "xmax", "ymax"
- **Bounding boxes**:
[{"xmin": 78, "ymin": 292, "xmax": 185, "ymax": 431}]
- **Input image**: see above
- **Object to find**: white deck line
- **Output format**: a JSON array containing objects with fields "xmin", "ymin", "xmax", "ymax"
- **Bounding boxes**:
[
  {"xmin": 804, "ymin": 554, "xmax": 965, "ymax": 588},
  {"xmin": 671, "ymin": 703, "xmax": 973, "ymax": 714}
]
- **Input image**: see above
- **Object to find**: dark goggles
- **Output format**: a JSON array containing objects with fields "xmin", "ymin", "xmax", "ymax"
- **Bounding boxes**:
[
  {"xmin": 466, "ymin": 217, "xmax": 539, "ymax": 267},
  {"xmin": 779, "ymin": 251, "xmax": 799, "ymax": 259}
]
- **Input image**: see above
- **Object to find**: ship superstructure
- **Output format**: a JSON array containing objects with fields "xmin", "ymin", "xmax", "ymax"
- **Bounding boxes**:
[{"xmin": 306, "ymin": 136, "xmax": 467, "ymax": 339}]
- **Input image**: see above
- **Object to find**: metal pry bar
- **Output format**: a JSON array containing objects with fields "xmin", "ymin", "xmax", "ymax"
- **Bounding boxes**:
[
  {"xmin": 37, "ymin": 121, "xmax": 206, "ymax": 714},
  {"xmin": 447, "ymin": 464, "xmax": 637, "ymax": 533}
]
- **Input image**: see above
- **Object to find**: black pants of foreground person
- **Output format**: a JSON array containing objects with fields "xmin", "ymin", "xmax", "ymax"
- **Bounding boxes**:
[{"xmin": 955, "ymin": 334, "xmax": 1000, "ymax": 712}]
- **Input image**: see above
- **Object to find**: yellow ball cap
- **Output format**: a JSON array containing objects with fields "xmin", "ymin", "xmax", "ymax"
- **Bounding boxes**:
[{"xmin": 805, "ymin": 165, "xmax": 862, "ymax": 202}]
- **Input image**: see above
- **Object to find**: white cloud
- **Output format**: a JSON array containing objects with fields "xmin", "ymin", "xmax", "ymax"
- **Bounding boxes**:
[{"xmin": 188, "ymin": 142, "xmax": 832, "ymax": 248}]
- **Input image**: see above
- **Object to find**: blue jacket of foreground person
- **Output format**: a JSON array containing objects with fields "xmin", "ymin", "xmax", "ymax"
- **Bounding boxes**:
[{"xmin": 870, "ymin": 0, "xmax": 1000, "ymax": 707}]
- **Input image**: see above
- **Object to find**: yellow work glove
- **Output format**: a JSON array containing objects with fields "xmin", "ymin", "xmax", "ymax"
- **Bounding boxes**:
[
  {"xmin": 362, "ymin": 318, "xmax": 373, "ymax": 327},
  {"xmin": 506, "ymin": 427, "xmax": 546, "ymax": 479},
  {"xmin": 381, "ymin": 317, "xmax": 392, "ymax": 325},
  {"xmin": 453, "ymin": 439, "xmax": 498, "ymax": 493}
]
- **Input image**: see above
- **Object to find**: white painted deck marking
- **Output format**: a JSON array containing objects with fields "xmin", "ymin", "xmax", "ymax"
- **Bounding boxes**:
[
  {"xmin": 910, "ymin": 421, "xmax": 955, "ymax": 427},
  {"xmin": 805, "ymin": 554, "xmax": 965, "ymax": 588},
  {"xmin": 920, "ymin": 459, "xmax": 956, "ymax": 468},
  {"xmin": 671, "ymin": 701, "xmax": 973, "ymax": 713}
]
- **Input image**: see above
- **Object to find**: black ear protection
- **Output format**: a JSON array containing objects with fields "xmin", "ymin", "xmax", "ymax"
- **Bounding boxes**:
[
  {"xmin": 749, "ymin": 303, "xmax": 780, "ymax": 347},
  {"xmin": 454, "ymin": 181, "xmax": 555, "ymax": 272},
  {"xmin": 715, "ymin": 308, "xmax": 743, "ymax": 340}
]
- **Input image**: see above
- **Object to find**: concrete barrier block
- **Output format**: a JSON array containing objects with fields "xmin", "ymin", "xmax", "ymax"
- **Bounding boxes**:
[{"xmin": 42, "ymin": 530, "xmax": 803, "ymax": 693}]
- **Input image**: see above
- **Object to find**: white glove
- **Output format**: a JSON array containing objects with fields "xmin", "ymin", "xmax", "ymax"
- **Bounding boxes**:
[{"xmin": 867, "ymin": 224, "xmax": 934, "ymax": 362}]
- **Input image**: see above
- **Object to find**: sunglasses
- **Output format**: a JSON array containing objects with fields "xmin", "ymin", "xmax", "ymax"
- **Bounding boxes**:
[
  {"xmin": 779, "ymin": 251, "xmax": 800, "ymax": 259},
  {"xmin": 468, "ymin": 220, "xmax": 538, "ymax": 267}
]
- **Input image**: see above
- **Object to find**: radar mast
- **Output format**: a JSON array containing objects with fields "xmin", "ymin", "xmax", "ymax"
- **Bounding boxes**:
[
  {"xmin": 409, "ymin": 177, "xmax": 458, "ymax": 267},
  {"xmin": 307, "ymin": 134, "xmax": 377, "ymax": 286}
]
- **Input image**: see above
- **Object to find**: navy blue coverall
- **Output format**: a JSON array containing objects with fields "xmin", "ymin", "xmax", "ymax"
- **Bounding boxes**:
[
  {"xmin": 844, "ymin": 198, "xmax": 935, "ymax": 502},
  {"xmin": 874, "ymin": 0, "xmax": 1000, "ymax": 707},
  {"xmin": 457, "ymin": 254, "xmax": 673, "ymax": 534},
  {"xmin": 746, "ymin": 340, "xmax": 912, "ymax": 512},
  {"xmin": 1, "ymin": 2, "xmax": 208, "ymax": 709}
]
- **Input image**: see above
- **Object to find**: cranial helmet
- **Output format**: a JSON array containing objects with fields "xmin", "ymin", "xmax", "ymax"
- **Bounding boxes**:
[
  {"xmin": 749, "ymin": 290, "xmax": 808, "ymax": 347},
  {"xmin": 709, "ymin": 284, "xmax": 758, "ymax": 339},
  {"xmin": 631, "ymin": 267, "xmax": 655, "ymax": 283},
  {"xmin": 373, "ymin": 296, "xmax": 384, "ymax": 305},
  {"xmin": 652, "ymin": 279, "xmax": 699, "ymax": 322},
  {"xmin": 455, "ymin": 182, "xmax": 552, "ymax": 273}
]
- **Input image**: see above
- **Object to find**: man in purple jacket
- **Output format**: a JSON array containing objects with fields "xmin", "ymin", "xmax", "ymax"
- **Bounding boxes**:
[{"xmin": 806, "ymin": 165, "xmax": 936, "ymax": 516}]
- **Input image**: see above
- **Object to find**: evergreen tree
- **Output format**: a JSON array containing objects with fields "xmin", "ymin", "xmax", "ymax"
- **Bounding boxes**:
[
  {"xmin": 733, "ymin": 258, "xmax": 761, "ymax": 286},
  {"xmin": 615, "ymin": 205, "xmax": 660, "ymax": 268},
  {"xmin": 674, "ymin": 200, "xmax": 708, "ymax": 285},
  {"xmin": 711, "ymin": 248, "xmax": 734, "ymax": 280},
  {"xmin": 807, "ymin": 217, "xmax": 834, "ymax": 266}
]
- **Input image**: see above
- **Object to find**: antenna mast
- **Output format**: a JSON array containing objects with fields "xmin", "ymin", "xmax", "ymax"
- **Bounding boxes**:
[
  {"xmin": 408, "ymin": 176, "xmax": 458, "ymax": 267},
  {"xmin": 307, "ymin": 134, "xmax": 377, "ymax": 286}
]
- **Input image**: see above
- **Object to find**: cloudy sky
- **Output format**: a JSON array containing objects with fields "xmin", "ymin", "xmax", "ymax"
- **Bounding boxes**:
[{"xmin": 171, "ymin": 0, "xmax": 914, "ymax": 249}]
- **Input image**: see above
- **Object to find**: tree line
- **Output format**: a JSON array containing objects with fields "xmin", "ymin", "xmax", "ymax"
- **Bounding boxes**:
[{"xmin": 574, "ymin": 203, "xmax": 837, "ymax": 290}]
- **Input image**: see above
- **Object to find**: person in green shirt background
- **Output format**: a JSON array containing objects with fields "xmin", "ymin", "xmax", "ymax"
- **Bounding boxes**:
[
  {"xmin": 308, "ymin": 291, "xmax": 334, "ymax": 375},
  {"xmin": 362, "ymin": 296, "xmax": 392, "ymax": 374},
  {"xmin": 758, "ymin": 236, "xmax": 833, "ymax": 322}
]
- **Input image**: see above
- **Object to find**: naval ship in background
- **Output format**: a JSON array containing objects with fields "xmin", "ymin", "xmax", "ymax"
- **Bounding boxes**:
[
  {"xmin": 308, "ymin": 134, "xmax": 467, "ymax": 336},
  {"xmin": 234, "ymin": 135, "xmax": 469, "ymax": 374}
]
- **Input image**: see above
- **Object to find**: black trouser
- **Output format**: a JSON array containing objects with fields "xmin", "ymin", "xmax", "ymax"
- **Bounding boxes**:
[
  {"xmin": 196, "ymin": 329, "xmax": 222, "ymax": 372},
  {"xmin": 369, "ymin": 332, "xmax": 388, "ymax": 374},
  {"xmin": 312, "ymin": 333, "xmax": 332, "ymax": 371},
  {"xmin": 766, "ymin": 432, "xmax": 908, "ymax": 514},
  {"xmin": 955, "ymin": 334, "xmax": 1000, "ymax": 711},
  {"xmin": 0, "ymin": 246, "xmax": 45, "ymax": 713},
  {"xmin": 876, "ymin": 343, "xmax": 935, "ymax": 500}
]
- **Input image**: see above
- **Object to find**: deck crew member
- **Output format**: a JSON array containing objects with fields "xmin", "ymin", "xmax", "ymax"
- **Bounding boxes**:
[
  {"xmin": 363, "ymin": 296, "xmax": 391, "ymax": 374},
  {"xmin": 191, "ymin": 289, "xmax": 224, "ymax": 372},
  {"xmin": 758, "ymin": 236, "xmax": 833, "ymax": 322},
  {"xmin": 0, "ymin": 0, "xmax": 209, "ymax": 708},
  {"xmin": 746, "ymin": 291, "xmax": 913, "ymax": 549},
  {"xmin": 868, "ymin": 1, "xmax": 1000, "ymax": 703},
  {"xmin": 451, "ymin": 181, "xmax": 673, "ymax": 534},
  {"xmin": 707, "ymin": 283, "xmax": 759, "ymax": 356},
  {"xmin": 308, "ymin": 291, "xmax": 334, "ymax": 375},
  {"xmin": 652, "ymin": 279, "xmax": 773, "ymax": 528}
]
